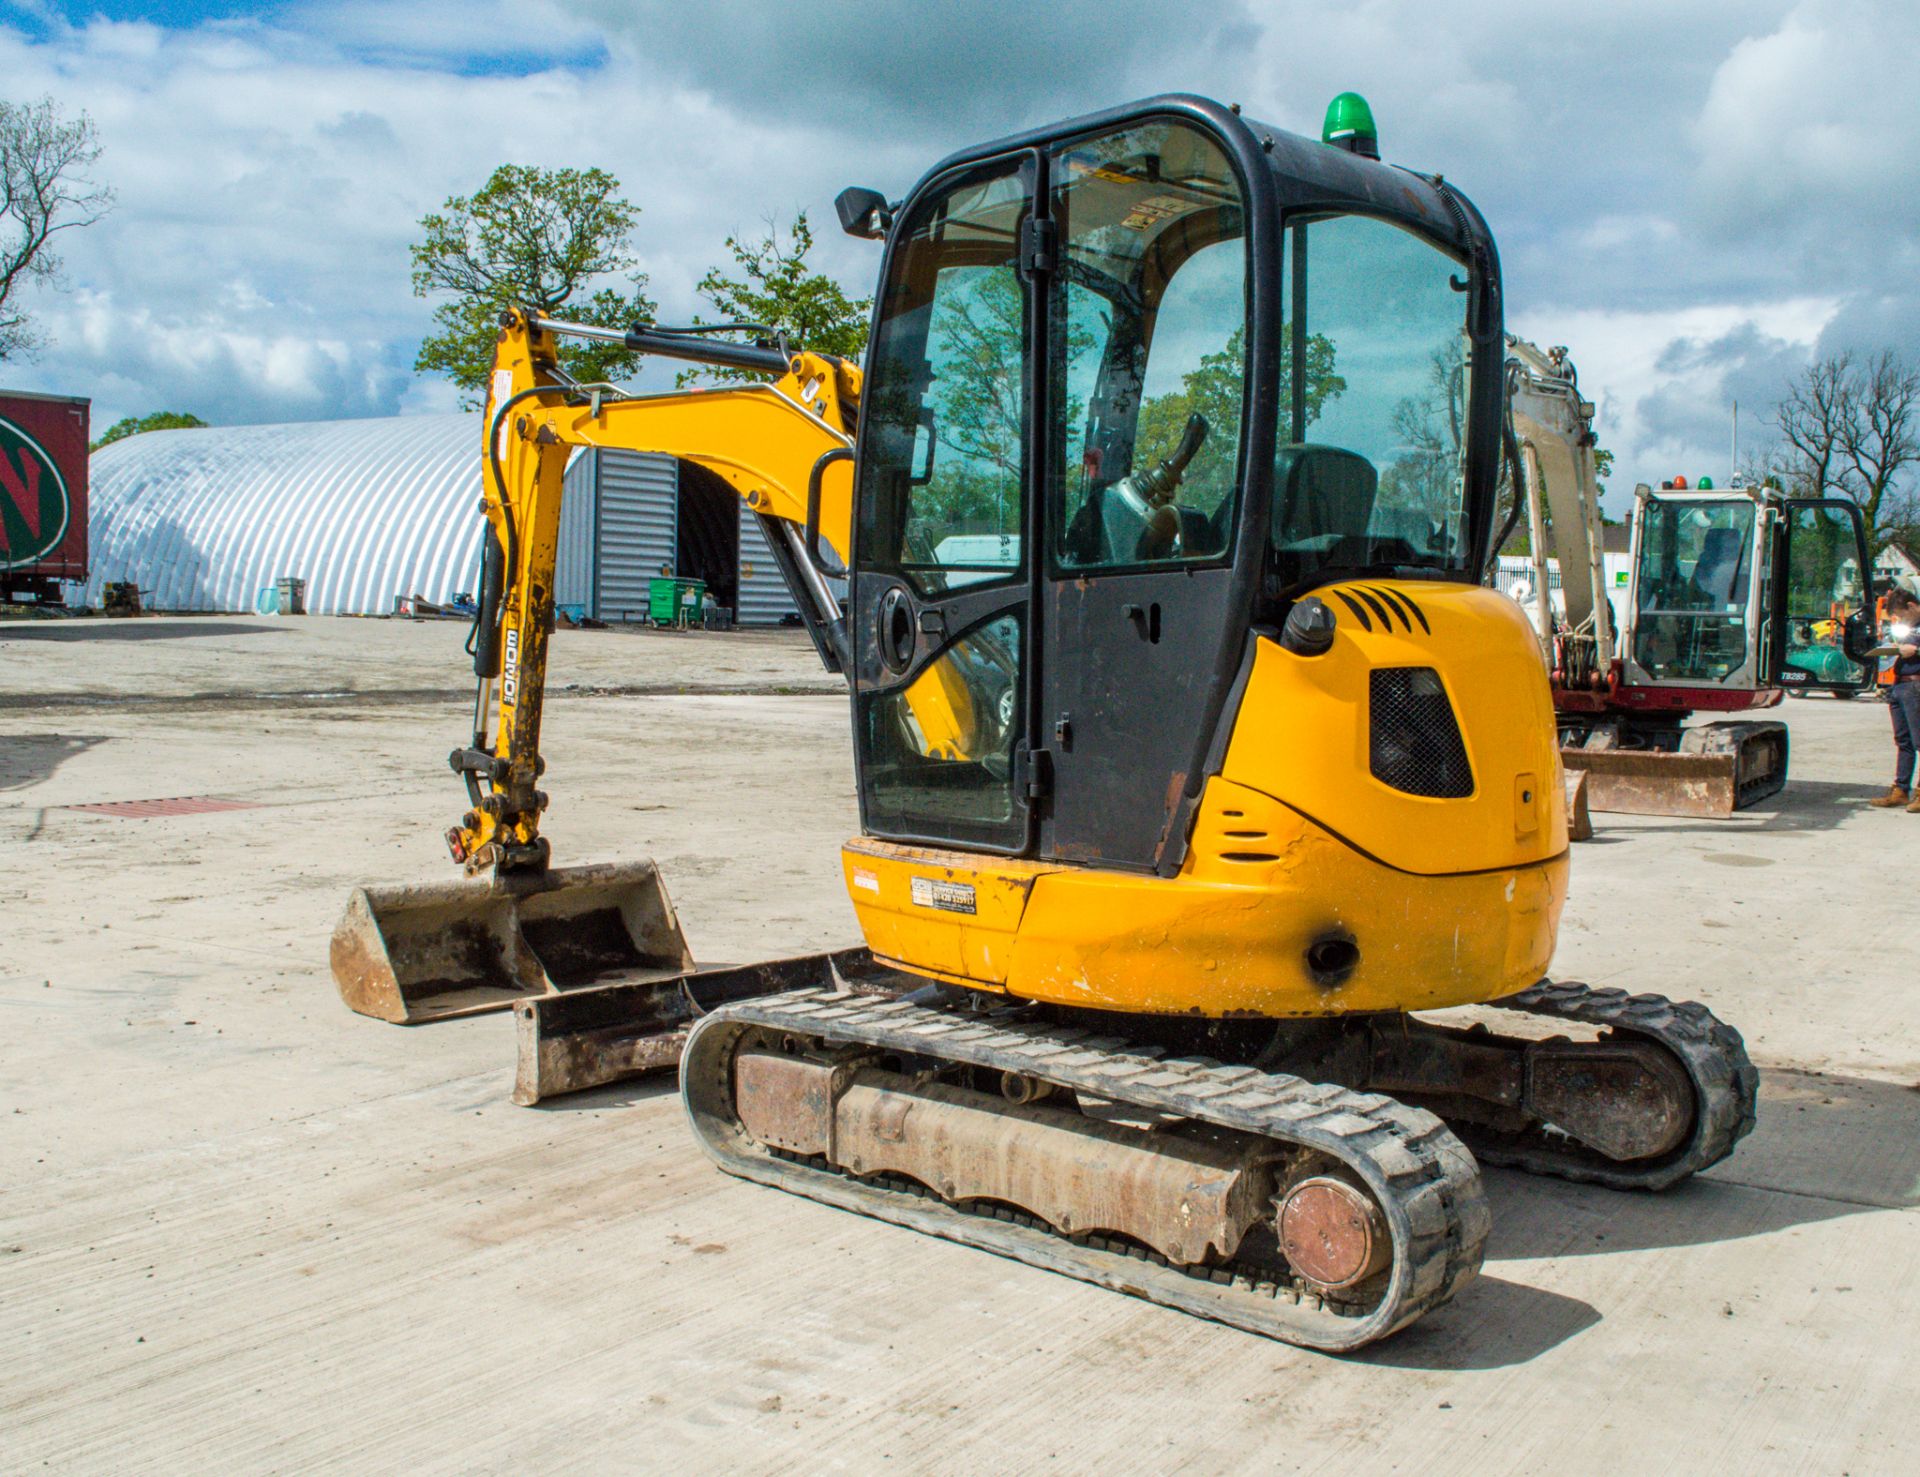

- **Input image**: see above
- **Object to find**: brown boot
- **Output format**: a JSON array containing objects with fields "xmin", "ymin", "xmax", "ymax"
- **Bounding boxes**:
[
  {"xmin": 1908, "ymin": 792, "xmax": 1920, "ymax": 813},
  {"xmin": 1870, "ymin": 786, "xmax": 1911, "ymax": 808}
]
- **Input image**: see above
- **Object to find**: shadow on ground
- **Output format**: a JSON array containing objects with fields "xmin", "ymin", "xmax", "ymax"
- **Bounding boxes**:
[
  {"xmin": 1360, "ymin": 1274, "xmax": 1602, "ymax": 1370},
  {"xmin": 0, "ymin": 620, "xmax": 284, "ymax": 642},
  {"xmin": 0, "ymin": 734, "xmax": 108, "ymax": 792},
  {"xmin": 1487, "ymin": 1067, "xmax": 1919, "ymax": 1261},
  {"xmin": 1365, "ymin": 1067, "xmax": 1917, "ymax": 1370},
  {"xmin": 532, "ymin": 1073, "xmax": 682, "ymax": 1111},
  {"xmin": 1601, "ymin": 778, "xmax": 1882, "ymax": 836}
]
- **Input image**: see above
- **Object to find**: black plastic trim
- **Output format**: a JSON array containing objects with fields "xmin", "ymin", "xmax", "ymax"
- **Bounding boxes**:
[
  {"xmin": 1333, "ymin": 590, "xmax": 1372, "ymax": 630},
  {"xmin": 1353, "ymin": 587, "xmax": 1395, "ymax": 630}
]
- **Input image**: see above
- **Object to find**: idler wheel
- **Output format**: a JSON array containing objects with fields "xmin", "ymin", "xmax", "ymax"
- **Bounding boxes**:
[{"xmin": 1276, "ymin": 1176, "xmax": 1390, "ymax": 1291}]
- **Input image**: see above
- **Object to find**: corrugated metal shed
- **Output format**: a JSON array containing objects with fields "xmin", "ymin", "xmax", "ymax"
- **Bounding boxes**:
[
  {"xmin": 554, "ymin": 450, "xmax": 597, "ymax": 612},
  {"xmin": 84, "ymin": 414, "xmax": 826, "ymax": 623},
  {"xmin": 594, "ymin": 451, "xmax": 679, "ymax": 622},
  {"xmin": 737, "ymin": 506, "xmax": 799, "ymax": 627},
  {"xmin": 85, "ymin": 414, "xmax": 489, "ymax": 615}
]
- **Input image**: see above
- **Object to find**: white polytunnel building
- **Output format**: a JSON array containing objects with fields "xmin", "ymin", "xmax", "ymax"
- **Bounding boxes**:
[{"xmin": 83, "ymin": 412, "xmax": 818, "ymax": 624}]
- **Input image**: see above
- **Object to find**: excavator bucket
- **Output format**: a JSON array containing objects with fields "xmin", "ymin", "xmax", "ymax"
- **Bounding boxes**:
[{"xmin": 330, "ymin": 861, "xmax": 694, "ymax": 1024}]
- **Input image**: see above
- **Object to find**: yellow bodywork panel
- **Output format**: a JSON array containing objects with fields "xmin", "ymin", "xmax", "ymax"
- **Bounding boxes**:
[
  {"xmin": 843, "ymin": 839, "xmax": 1060, "ymax": 986},
  {"xmin": 553, "ymin": 378, "xmax": 856, "ymax": 567},
  {"xmin": 842, "ymin": 579, "xmax": 1569, "ymax": 1019},
  {"xmin": 1007, "ymin": 782, "xmax": 1564, "ymax": 1015},
  {"xmin": 1224, "ymin": 581, "xmax": 1567, "ymax": 876},
  {"xmin": 846, "ymin": 788, "xmax": 1564, "ymax": 1018}
]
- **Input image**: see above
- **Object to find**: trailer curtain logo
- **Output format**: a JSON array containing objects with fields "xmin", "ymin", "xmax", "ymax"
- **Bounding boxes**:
[{"xmin": 0, "ymin": 416, "xmax": 70, "ymax": 569}]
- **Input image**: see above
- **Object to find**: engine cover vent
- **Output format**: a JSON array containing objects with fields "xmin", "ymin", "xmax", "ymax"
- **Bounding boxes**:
[{"xmin": 1370, "ymin": 667, "xmax": 1473, "ymax": 799}]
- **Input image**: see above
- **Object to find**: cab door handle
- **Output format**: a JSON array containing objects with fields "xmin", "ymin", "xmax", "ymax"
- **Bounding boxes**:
[{"xmin": 1121, "ymin": 603, "xmax": 1162, "ymax": 643}]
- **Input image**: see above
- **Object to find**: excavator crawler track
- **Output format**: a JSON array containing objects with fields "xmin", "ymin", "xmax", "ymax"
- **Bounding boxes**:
[
  {"xmin": 1477, "ymin": 980, "xmax": 1759, "ymax": 1189},
  {"xmin": 681, "ymin": 989, "xmax": 1489, "ymax": 1351}
]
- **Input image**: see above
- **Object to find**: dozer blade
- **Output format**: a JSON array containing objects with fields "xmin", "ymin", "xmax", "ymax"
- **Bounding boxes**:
[
  {"xmin": 1560, "ymin": 748, "xmax": 1739, "ymax": 818},
  {"xmin": 1561, "ymin": 721, "xmax": 1787, "ymax": 819},
  {"xmin": 331, "ymin": 861, "xmax": 694, "ymax": 1024},
  {"xmin": 511, "ymin": 948, "xmax": 895, "ymax": 1105}
]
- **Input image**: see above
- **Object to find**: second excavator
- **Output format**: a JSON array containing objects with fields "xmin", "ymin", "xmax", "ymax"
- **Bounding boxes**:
[
  {"xmin": 334, "ymin": 92, "xmax": 1758, "ymax": 1351},
  {"xmin": 1505, "ymin": 336, "xmax": 1879, "ymax": 816}
]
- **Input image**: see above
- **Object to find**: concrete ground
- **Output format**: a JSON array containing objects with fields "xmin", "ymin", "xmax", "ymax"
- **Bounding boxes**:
[{"xmin": 2, "ymin": 615, "xmax": 1914, "ymax": 1474}]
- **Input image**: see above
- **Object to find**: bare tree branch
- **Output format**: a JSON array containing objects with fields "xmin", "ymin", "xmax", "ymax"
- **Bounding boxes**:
[
  {"xmin": 1773, "ymin": 351, "xmax": 1852, "ymax": 500},
  {"xmin": 0, "ymin": 97, "xmax": 114, "ymax": 360},
  {"xmin": 1773, "ymin": 349, "xmax": 1920, "ymax": 553}
]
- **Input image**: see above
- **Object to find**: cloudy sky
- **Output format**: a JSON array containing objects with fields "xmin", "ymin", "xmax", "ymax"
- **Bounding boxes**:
[{"xmin": 3, "ymin": 0, "xmax": 1916, "ymax": 510}]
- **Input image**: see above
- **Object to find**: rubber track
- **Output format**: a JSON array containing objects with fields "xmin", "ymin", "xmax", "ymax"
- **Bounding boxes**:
[
  {"xmin": 1482, "ymin": 980, "xmax": 1760, "ymax": 1190},
  {"xmin": 681, "ymin": 989, "xmax": 1490, "ymax": 1351}
]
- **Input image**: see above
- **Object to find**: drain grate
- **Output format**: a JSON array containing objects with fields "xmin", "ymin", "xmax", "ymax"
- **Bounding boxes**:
[{"xmin": 63, "ymin": 796, "xmax": 259, "ymax": 818}]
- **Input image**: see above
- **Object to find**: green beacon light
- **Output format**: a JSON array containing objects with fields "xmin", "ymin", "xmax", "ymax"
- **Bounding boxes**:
[
  {"xmin": 1322, "ymin": 92, "xmax": 1380, "ymax": 159},
  {"xmin": 1697, "ymin": 476, "xmax": 1714, "ymax": 490}
]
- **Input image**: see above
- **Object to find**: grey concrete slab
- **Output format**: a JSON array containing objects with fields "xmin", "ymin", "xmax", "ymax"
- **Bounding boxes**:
[{"xmin": 0, "ymin": 624, "xmax": 1912, "ymax": 1472}]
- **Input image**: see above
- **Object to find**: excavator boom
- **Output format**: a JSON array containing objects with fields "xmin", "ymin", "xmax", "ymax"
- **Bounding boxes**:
[{"xmin": 331, "ymin": 311, "xmax": 861, "ymax": 1022}]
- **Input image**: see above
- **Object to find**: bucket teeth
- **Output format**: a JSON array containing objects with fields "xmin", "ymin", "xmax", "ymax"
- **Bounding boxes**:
[{"xmin": 330, "ymin": 861, "xmax": 692, "ymax": 1023}]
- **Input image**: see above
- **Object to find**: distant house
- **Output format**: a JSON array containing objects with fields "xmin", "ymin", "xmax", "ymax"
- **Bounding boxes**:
[{"xmin": 1875, "ymin": 542, "xmax": 1919, "ymax": 594}]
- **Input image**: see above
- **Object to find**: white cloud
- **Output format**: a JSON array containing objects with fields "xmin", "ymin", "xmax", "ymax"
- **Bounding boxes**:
[
  {"xmin": 1694, "ymin": 0, "xmax": 1920, "ymax": 236},
  {"xmin": 1510, "ymin": 297, "xmax": 1839, "ymax": 496},
  {"xmin": 0, "ymin": 0, "xmax": 1910, "ymax": 507}
]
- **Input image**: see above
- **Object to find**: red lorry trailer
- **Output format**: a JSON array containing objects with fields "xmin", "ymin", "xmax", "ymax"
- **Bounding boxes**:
[{"xmin": 0, "ymin": 389, "xmax": 90, "ymax": 604}]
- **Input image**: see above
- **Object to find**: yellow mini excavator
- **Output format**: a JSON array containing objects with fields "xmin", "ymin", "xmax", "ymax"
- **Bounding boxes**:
[{"xmin": 333, "ymin": 93, "xmax": 1757, "ymax": 1351}]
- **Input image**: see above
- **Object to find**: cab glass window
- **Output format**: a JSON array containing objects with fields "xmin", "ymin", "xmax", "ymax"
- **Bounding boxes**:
[
  {"xmin": 1782, "ymin": 500, "xmax": 1870, "ymax": 686},
  {"xmin": 1047, "ymin": 122, "xmax": 1247, "ymax": 569},
  {"xmin": 856, "ymin": 168, "xmax": 1029, "ymax": 595},
  {"xmin": 859, "ymin": 614, "xmax": 1024, "ymax": 847},
  {"xmin": 1269, "ymin": 214, "xmax": 1472, "ymax": 591},
  {"xmin": 1632, "ymin": 497, "xmax": 1755, "ymax": 682}
]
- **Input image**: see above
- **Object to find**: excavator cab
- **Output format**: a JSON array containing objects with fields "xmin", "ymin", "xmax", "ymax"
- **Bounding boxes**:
[
  {"xmin": 845, "ymin": 99, "xmax": 1505, "ymax": 873},
  {"xmin": 1621, "ymin": 484, "xmax": 1876, "ymax": 698}
]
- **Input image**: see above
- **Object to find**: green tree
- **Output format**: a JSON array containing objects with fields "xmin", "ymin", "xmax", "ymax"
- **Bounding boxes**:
[
  {"xmin": 678, "ymin": 213, "xmax": 871, "ymax": 387},
  {"xmin": 1, "ymin": 98, "xmax": 113, "ymax": 361},
  {"xmin": 410, "ymin": 164, "xmax": 656, "ymax": 400},
  {"xmin": 91, "ymin": 410, "xmax": 206, "ymax": 451}
]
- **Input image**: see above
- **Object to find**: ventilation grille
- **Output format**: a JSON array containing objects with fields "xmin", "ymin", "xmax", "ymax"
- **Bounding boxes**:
[{"xmin": 1370, "ymin": 667, "xmax": 1473, "ymax": 798}]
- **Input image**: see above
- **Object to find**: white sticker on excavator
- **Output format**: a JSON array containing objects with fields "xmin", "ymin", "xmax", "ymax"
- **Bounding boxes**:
[
  {"xmin": 910, "ymin": 876, "xmax": 976, "ymax": 914},
  {"xmin": 502, "ymin": 627, "xmax": 519, "ymax": 706},
  {"xmin": 851, "ymin": 868, "xmax": 880, "ymax": 894}
]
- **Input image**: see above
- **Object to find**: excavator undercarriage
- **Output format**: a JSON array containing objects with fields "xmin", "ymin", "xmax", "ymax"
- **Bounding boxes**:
[{"xmin": 499, "ymin": 954, "xmax": 1754, "ymax": 1351}]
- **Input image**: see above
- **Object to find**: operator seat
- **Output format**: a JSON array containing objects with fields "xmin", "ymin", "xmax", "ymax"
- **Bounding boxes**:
[{"xmin": 1267, "ymin": 444, "xmax": 1378, "ymax": 565}]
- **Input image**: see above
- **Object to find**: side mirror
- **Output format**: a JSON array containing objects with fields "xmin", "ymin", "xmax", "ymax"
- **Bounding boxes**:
[
  {"xmin": 835, "ymin": 186, "xmax": 893, "ymax": 240},
  {"xmin": 1843, "ymin": 608, "xmax": 1878, "ymax": 664}
]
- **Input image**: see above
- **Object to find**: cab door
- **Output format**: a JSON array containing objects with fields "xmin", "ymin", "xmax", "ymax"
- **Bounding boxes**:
[
  {"xmin": 849, "ymin": 156, "xmax": 1040, "ymax": 854},
  {"xmin": 1038, "ymin": 119, "xmax": 1254, "ymax": 870},
  {"xmin": 1774, "ymin": 498, "xmax": 1879, "ymax": 694}
]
